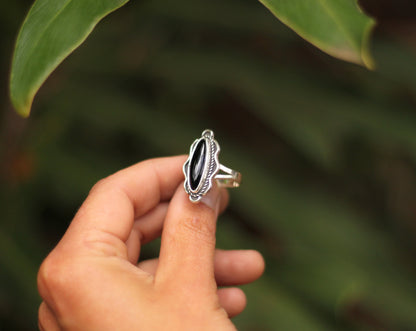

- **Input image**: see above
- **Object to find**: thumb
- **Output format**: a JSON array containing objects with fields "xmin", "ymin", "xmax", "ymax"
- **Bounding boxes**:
[{"xmin": 155, "ymin": 183, "xmax": 222, "ymax": 290}]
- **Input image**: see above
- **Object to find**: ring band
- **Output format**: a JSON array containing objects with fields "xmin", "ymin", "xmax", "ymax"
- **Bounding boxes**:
[{"xmin": 183, "ymin": 129, "xmax": 241, "ymax": 202}]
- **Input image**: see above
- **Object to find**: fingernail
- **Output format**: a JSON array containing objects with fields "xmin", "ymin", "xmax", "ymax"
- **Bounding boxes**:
[{"xmin": 200, "ymin": 185, "xmax": 221, "ymax": 213}]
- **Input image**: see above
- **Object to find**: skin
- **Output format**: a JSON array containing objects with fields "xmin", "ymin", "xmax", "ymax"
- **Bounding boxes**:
[{"xmin": 37, "ymin": 155, "xmax": 265, "ymax": 330}]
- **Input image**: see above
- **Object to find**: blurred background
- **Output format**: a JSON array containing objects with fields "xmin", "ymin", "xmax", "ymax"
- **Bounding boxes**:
[{"xmin": 1, "ymin": 0, "xmax": 416, "ymax": 330}]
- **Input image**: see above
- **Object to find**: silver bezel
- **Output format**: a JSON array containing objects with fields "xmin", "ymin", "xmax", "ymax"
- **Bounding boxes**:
[{"xmin": 183, "ymin": 130, "xmax": 220, "ymax": 202}]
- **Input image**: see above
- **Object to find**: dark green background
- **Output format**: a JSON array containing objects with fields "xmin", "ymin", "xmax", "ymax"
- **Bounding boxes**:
[{"xmin": 1, "ymin": 0, "xmax": 416, "ymax": 330}]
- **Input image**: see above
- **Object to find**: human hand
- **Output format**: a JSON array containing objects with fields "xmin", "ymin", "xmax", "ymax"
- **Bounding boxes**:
[{"xmin": 37, "ymin": 156, "xmax": 264, "ymax": 330}]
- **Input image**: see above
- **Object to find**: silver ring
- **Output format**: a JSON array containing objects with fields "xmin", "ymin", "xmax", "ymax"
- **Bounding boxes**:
[{"xmin": 183, "ymin": 129, "xmax": 241, "ymax": 203}]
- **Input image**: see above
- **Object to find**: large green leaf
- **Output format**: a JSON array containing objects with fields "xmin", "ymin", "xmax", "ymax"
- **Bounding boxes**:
[
  {"xmin": 9, "ymin": 0, "xmax": 129, "ymax": 117},
  {"xmin": 259, "ymin": 0, "xmax": 375, "ymax": 68}
]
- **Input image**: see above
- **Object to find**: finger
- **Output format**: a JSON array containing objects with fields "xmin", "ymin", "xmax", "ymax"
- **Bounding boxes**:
[
  {"xmin": 59, "ymin": 156, "xmax": 187, "ymax": 256},
  {"xmin": 126, "ymin": 191, "xmax": 229, "ymax": 264},
  {"xmin": 39, "ymin": 301, "xmax": 61, "ymax": 331},
  {"xmin": 214, "ymin": 249, "xmax": 265, "ymax": 285},
  {"xmin": 138, "ymin": 249, "xmax": 265, "ymax": 286},
  {"xmin": 126, "ymin": 203, "xmax": 169, "ymax": 264},
  {"xmin": 156, "ymin": 184, "xmax": 222, "ymax": 289},
  {"xmin": 217, "ymin": 288, "xmax": 246, "ymax": 318},
  {"xmin": 218, "ymin": 188, "xmax": 229, "ymax": 214}
]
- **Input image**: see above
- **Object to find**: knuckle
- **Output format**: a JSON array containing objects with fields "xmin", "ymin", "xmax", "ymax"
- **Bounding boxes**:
[
  {"xmin": 37, "ymin": 257, "xmax": 60, "ymax": 297},
  {"xmin": 37, "ymin": 254, "xmax": 75, "ymax": 300},
  {"xmin": 83, "ymin": 229, "xmax": 128, "ymax": 259},
  {"xmin": 89, "ymin": 176, "xmax": 113, "ymax": 195}
]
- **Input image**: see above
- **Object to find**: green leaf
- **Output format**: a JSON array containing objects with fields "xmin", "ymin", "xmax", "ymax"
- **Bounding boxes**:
[
  {"xmin": 9, "ymin": 0, "xmax": 129, "ymax": 117},
  {"xmin": 258, "ymin": 0, "xmax": 376, "ymax": 68}
]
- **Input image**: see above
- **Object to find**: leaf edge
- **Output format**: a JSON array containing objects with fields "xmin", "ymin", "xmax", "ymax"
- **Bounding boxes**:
[{"xmin": 9, "ymin": 0, "xmax": 130, "ymax": 117}]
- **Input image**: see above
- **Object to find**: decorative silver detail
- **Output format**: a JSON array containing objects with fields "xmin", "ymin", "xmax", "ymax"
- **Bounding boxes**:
[{"xmin": 183, "ymin": 129, "xmax": 241, "ymax": 203}]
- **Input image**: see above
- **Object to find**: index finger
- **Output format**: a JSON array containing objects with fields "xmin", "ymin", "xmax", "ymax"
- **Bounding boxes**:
[{"xmin": 60, "ymin": 155, "xmax": 187, "ymax": 253}]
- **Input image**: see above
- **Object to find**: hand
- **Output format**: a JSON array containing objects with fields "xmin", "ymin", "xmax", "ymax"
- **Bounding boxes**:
[{"xmin": 37, "ymin": 156, "xmax": 265, "ymax": 330}]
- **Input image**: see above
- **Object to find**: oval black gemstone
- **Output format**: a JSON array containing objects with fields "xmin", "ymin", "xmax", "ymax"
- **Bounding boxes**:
[{"xmin": 190, "ymin": 139, "xmax": 206, "ymax": 191}]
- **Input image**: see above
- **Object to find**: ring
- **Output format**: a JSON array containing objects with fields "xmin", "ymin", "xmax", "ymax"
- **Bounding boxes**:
[{"xmin": 183, "ymin": 129, "xmax": 241, "ymax": 202}]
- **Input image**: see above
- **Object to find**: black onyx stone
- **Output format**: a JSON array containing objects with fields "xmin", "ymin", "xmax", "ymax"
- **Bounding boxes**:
[{"xmin": 190, "ymin": 139, "xmax": 206, "ymax": 190}]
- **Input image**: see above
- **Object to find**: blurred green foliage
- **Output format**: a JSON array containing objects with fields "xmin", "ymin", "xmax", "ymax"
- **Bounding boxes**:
[
  {"xmin": 1, "ymin": 0, "xmax": 416, "ymax": 330},
  {"xmin": 9, "ymin": 0, "xmax": 374, "ymax": 117}
]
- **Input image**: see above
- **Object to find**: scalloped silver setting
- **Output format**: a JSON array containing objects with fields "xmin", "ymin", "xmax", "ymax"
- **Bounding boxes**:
[{"xmin": 183, "ymin": 129, "xmax": 220, "ymax": 202}]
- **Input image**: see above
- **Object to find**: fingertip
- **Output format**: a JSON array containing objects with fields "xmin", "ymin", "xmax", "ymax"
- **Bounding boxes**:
[
  {"xmin": 214, "ymin": 249, "xmax": 265, "ymax": 286},
  {"xmin": 199, "ymin": 184, "xmax": 222, "ymax": 212},
  {"xmin": 247, "ymin": 250, "xmax": 266, "ymax": 279},
  {"xmin": 196, "ymin": 183, "xmax": 229, "ymax": 215},
  {"xmin": 217, "ymin": 287, "xmax": 247, "ymax": 318}
]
